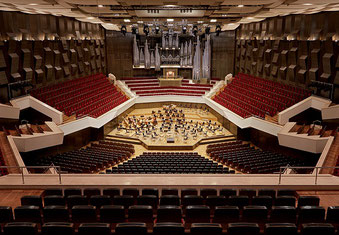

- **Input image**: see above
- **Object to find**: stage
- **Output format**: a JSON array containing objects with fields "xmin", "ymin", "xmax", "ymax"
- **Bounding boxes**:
[{"xmin": 108, "ymin": 105, "xmax": 235, "ymax": 150}]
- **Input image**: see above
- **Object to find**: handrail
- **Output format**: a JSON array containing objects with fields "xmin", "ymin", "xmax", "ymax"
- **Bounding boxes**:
[
  {"xmin": 0, "ymin": 166, "xmax": 62, "ymax": 184},
  {"xmin": 278, "ymin": 166, "xmax": 339, "ymax": 185}
]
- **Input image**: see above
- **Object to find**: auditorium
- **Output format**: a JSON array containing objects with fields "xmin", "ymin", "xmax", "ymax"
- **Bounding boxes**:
[{"xmin": 0, "ymin": 0, "xmax": 339, "ymax": 234}]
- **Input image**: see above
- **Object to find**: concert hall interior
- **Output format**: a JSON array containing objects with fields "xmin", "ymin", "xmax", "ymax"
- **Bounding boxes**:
[{"xmin": 0, "ymin": 0, "xmax": 339, "ymax": 234}]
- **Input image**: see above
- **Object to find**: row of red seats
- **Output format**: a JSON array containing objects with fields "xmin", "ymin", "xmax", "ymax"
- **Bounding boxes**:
[
  {"xmin": 135, "ymin": 89, "xmax": 205, "ymax": 95},
  {"xmin": 213, "ymin": 95, "xmax": 251, "ymax": 118},
  {"xmin": 131, "ymin": 86, "xmax": 210, "ymax": 92},
  {"xmin": 31, "ymin": 74, "xmax": 106, "ymax": 96},
  {"xmin": 31, "ymin": 74, "xmax": 128, "ymax": 118},
  {"xmin": 218, "ymin": 91, "xmax": 267, "ymax": 118},
  {"xmin": 139, "ymin": 93, "xmax": 202, "ymax": 97}
]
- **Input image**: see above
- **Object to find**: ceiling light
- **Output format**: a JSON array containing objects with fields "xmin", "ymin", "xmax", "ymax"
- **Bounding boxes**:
[
  {"xmin": 124, "ymin": 19, "xmax": 131, "ymax": 22},
  {"xmin": 197, "ymin": 21, "xmax": 204, "ymax": 23},
  {"xmin": 210, "ymin": 19, "xmax": 217, "ymax": 22},
  {"xmin": 222, "ymin": 14, "xmax": 227, "ymax": 17},
  {"xmin": 167, "ymin": 19, "xmax": 174, "ymax": 22},
  {"xmin": 303, "ymin": 3, "xmax": 313, "ymax": 5},
  {"xmin": 98, "ymin": 4, "xmax": 103, "ymax": 7},
  {"xmin": 137, "ymin": 21, "xmax": 143, "ymax": 24},
  {"xmin": 238, "ymin": 4, "xmax": 244, "ymax": 7}
]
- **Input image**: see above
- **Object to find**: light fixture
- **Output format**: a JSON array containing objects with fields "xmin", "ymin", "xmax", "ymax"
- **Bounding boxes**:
[
  {"xmin": 238, "ymin": 4, "xmax": 244, "ymax": 7},
  {"xmin": 98, "ymin": 4, "xmax": 103, "ymax": 7},
  {"xmin": 303, "ymin": 3, "xmax": 313, "ymax": 5},
  {"xmin": 222, "ymin": 14, "xmax": 227, "ymax": 17},
  {"xmin": 197, "ymin": 21, "xmax": 204, "ymax": 24},
  {"xmin": 210, "ymin": 19, "xmax": 217, "ymax": 22},
  {"xmin": 137, "ymin": 21, "xmax": 143, "ymax": 24},
  {"xmin": 124, "ymin": 19, "xmax": 131, "ymax": 22},
  {"xmin": 167, "ymin": 19, "xmax": 174, "ymax": 22},
  {"xmin": 29, "ymin": 3, "xmax": 38, "ymax": 5}
]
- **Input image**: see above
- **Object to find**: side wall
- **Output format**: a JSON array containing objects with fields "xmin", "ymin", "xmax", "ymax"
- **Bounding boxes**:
[{"xmin": 235, "ymin": 11, "xmax": 339, "ymax": 102}]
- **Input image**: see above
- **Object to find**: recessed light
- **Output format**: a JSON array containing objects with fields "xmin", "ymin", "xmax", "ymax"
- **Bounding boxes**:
[
  {"xmin": 238, "ymin": 4, "xmax": 244, "ymax": 7},
  {"xmin": 98, "ymin": 4, "xmax": 104, "ymax": 7},
  {"xmin": 197, "ymin": 21, "xmax": 204, "ymax": 23},
  {"xmin": 210, "ymin": 19, "xmax": 217, "ymax": 22},
  {"xmin": 167, "ymin": 19, "xmax": 174, "ymax": 22},
  {"xmin": 222, "ymin": 14, "xmax": 227, "ymax": 17},
  {"xmin": 303, "ymin": 3, "xmax": 313, "ymax": 5},
  {"xmin": 124, "ymin": 19, "xmax": 131, "ymax": 22}
]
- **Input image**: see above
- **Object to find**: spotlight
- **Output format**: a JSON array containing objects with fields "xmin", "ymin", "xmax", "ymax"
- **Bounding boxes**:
[
  {"xmin": 205, "ymin": 26, "xmax": 210, "ymax": 35},
  {"xmin": 193, "ymin": 25, "xmax": 198, "ymax": 36},
  {"xmin": 182, "ymin": 26, "xmax": 187, "ymax": 34},
  {"xmin": 143, "ymin": 25, "xmax": 149, "ymax": 36},
  {"xmin": 121, "ymin": 25, "xmax": 127, "ymax": 36},
  {"xmin": 155, "ymin": 25, "xmax": 160, "ymax": 34},
  {"xmin": 216, "ymin": 25, "xmax": 221, "ymax": 36}
]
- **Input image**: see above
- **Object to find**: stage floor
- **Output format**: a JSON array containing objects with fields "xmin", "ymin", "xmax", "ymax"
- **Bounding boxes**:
[{"xmin": 108, "ymin": 105, "xmax": 234, "ymax": 150}]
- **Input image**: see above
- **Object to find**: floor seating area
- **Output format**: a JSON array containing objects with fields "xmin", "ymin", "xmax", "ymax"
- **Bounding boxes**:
[
  {"xmin": 31, "ymin": 141, "xmax": 134, "ymax": 173},
  {"xmin": 213, "ymin": 73, "xmax": 312, "ymax": 118},
  {"xmin": 121, "ymin": 77, "xmax": 217, "ymax": 96},
  {"xmin": 110, "ymin": 152, "xmax": 233, "ymax": 174},
  {"xmin": 30, "ymin": 73, "xmax": 128, "ymax": 118},
  {"xmin": 0, "ymin": 188, "xmax": 338, "ymax": 234},
  {"xmin": 207, "ymin": 141, "xmax": 305, "ymax": 174}
]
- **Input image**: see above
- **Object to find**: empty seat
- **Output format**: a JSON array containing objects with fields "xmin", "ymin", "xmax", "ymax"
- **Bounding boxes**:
[
  {"xmin": 43, "ymin": 188, "xmax": 63, "ymax": 197},
  {"xmin": 298, "ymin": 196, "xmax": 320, "ymax": 207},
  {"xmin": 64, "ymin": 188, "xmax": 82, "ymax": 197},
  {"xmin": 4, "ymin": 222, "xmax": 38, "ymax": 235},
  {"xmin": 185, "ymin": 205, "xmax": 210, "ymax": 223},
  {"xmin": 21, "ymin": 195, "xmax": 43, "ymax": 208},
  {"xmin": 14, "ymin": 205, "xmax": 41, "ymax": 223},
  {"xmin": 182, "ymin": 195, "xmax": 204, "ymax": 207},
  {"xmin": 160, "ymin": 195, "xmax": 180, "ymax": 206},
  {"xmin": 90, "ymin": 195, "xmax": 111, "ymax": 208},
  {"xmin": 190, "ymin": 223, "xmax": 222, "ymax": 235},
  {"xmin": 157, "ymin": 206, "xmax": 182, "ymax": 223},
  {"xmin": 153, "ymin": 222, "xmax": 184, "ymax": 235},
  {"xmin": 228, "ymin": 222, "xmax": 260, "ymax": 235},
  {"xmin": 200, "ymin": 189, "xmax": 217, "ymax": 198},
  {"xmin": 277, "ymin": 190, "xmax": 295, "ymax": 197},
  {"xmin": 122, "ymin": 188, "xmax": 139, "ymax": 198},
  {"xmin": 270, "ymin": 206, "xmax": 296, "ymax": 223},
  {"xmin": 181, "ymin": 188, "xmax": 198, "ymax": 198},
  {"xmin": 71, "ymin": 205, "xmax": 97, "ymax": 223},
  {"xmin": 83, "ymin": 188, "xmax": 101, "ymax": 198},
  {"xmin": 206, "ymin": 196, "xmax": 227, "ymax": 209},
  {"xmin": 229, "ymin": 196, "xmax": 249, "ymax": 208},
  {"xmin": 128, "ymin": 205, "xmax": 153, "ymax": 223},
  {"xmin": 67, "ymin": 195, "xmax": 88, "ymax": 207},
  {"xmin": 298, "ymin": 206, "xmax": 325, "ymax": 224},
  {"xmin": 258, "ymin": 189, "xmax": 276, "ymax": 198},
  {"xmin": 43, "ymin": 206, "xmax": 69, "ymax": 222},
  {"xmin": 252, "ymin": 196, "xmax": 273, "ymax": 208},
  {"xmin": 142, "ymin": 188, "xmax": 159, "ymax": 198},
  {"xmin": 44, "ymin": 195, "xmax": 66, "ymax": 206},
  {"xmin": 103, "ymin": 188, "xmax": 120, "ymax": 197},
  {"xmin": 239, "ymin": 189, "xmax": 256, "ymax": 198},
  {"xmin": 275, "ymin": 196, "xmax": 296, "ymax": 207},
  {"xmin": 100, "ymin": 205, "xmax": 125, "ymax": 223},
  {"xmin": 265, "ymin": 223, "xmax": 297, "ymax": 235},
  {"xmin": 242, "ymin": 206, "xmax": 268, "ymax": 223},
  {"xmin": 219, "ymin": 189, "xmax": 237, "ymax": 198},
  {"xmin": 161, "ymin": 188, "xmax": 178, "ymax": 196},
  {"xmin": 113, "ymin": 195, "xmax": 134, "ymax": 209},
  {"xmin": 301, "ymin": 223, "xmax": 335, "ymax": 235},
  {"xmin": 213, "ymin": 206, "xmax": 240, "ymax": 224},
  {"xmin": 78, "ymin": 223, "xmax": 111, "ymax": 235},
  {"xmin": 0, "ymin": 206, "xmax": 13, "ymax": 223},
  {"xmin": 136, "ymin": 195, "xmax": 157, "ymax": 208},
  {"xmin": 326, "ymin": 206, "xmax": 339, "ymax": 225},
  {"xmin": 41, "ymin": 222, "xmax": 74, "ymax": 235},
  {"xmin": 115, "ymin": 222, "xmax": 147, "ymax": 235}
]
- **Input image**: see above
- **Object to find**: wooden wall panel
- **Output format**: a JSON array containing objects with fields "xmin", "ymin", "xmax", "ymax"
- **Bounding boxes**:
[{"xmin": 235, "ymin": 11, "xmax": 339, "ymax": 102}]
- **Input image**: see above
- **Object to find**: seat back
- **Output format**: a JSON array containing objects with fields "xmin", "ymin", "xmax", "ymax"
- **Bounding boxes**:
[
  {"xmin": 78, "ymin": 223, "xmax": 111, "ymax": 235},
  {"xmin": 41, "ymin": 222, "xmax": 74, "ymax": 235}
]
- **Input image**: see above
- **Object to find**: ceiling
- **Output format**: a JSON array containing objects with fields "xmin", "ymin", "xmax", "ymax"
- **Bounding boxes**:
[{"xmin": 0, "ymin": 0, "xmax": 338, "ymax": 33}]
